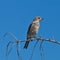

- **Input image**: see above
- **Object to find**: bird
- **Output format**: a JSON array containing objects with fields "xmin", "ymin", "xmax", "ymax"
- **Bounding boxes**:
[{"xmin": 24, "ymin": 16, "xmax": 43, "ymax": 49}]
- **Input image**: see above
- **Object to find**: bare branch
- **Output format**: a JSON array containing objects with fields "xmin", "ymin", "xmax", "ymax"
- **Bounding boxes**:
[
  {"xmin": 6, "ymin": 41, "xmax": 15, "ymax": 60},
  {"xmin": 5, "ymin": 32, "xmax": 22, "ymax": 60},
  {"xmin": 6, "ymin": 36, "xmax": 60, "ymax": 60},
  {"xmin": 40, "ymin": 40, "xmax": 46, "ymax": 60},
  {"xmin": 3, "ymin": 32, "xmax": 18, "ymax": 40},
  {"xmin": 9, "ymin": 37, "xmax": 60, "ymax": 45},
  {"xmin": 29, "ymin": 41, "xmax": 39, "ymax": 60},
  {"xmin": 16, "ymin": 41, "xmax": 22, "ymax": 60}
]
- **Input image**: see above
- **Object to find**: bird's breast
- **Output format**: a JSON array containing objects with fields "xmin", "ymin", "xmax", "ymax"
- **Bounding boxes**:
[
  {"xmin": 32, "ymin": 22, "xmax": 40, "ymax": 32},
  {"xmin": 34, "ymin": 24, "xmax": 40, "ymax": 31}
]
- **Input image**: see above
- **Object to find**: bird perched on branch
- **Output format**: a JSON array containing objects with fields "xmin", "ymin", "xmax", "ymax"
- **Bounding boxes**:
[{"xmin": 24, "ymin": 16, "xmax": 43, "ymax": 49}]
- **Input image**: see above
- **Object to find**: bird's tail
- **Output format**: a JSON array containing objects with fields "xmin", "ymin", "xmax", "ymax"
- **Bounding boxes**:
[{"xmin": 24, "ymin": 38, "xmax": 30, "ymax": 49}]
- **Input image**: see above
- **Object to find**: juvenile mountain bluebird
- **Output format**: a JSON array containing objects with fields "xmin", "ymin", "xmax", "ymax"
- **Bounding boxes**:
[{"xmin": 24, "ymin": 16, "xmax": 43, "ymax": 49}]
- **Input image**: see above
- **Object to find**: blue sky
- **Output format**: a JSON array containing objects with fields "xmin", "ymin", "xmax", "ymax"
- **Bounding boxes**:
[{"xmin": 0, "ymin": 0, "xmax": 60, "ymax": 60}]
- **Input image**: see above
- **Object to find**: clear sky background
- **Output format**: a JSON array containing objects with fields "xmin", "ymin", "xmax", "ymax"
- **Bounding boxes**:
[{"xmin": 0, "ymin": 0, "xmax": 60, "ymax": 60}]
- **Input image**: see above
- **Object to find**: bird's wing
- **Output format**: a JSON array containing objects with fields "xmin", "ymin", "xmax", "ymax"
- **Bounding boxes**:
[
  {"xmin": 27, "ymin": 23, "xmax": 33, "ymax": 34},
  {"xmin": 27, "ymin": 22, "xmax": 37, "ymax": 39},
  {"xmin": 24, "ymin": 23, "xmax": 32, "ymax": 49}
]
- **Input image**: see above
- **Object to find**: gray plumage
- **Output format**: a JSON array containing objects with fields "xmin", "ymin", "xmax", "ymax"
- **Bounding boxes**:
[{"xmin": 24, "ymin": 16, "xmax": 43, "ymax": 49}]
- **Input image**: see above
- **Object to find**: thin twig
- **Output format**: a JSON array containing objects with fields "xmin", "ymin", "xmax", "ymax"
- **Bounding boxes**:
[
  {"xmin": 5, "ymin": 32, "xmax": 22, "ymax": 60},
  {"xmin": 40, "ymin": 40, "xmax": 46, "ymax": 60},
  {"xmin": 16, "ymin": 41, "xmax": 22, "ymax": 60},
  {"xmin": 6, "ymin": 37, "xmax": 60, "ymax": 60},
  {"xmin": 5, "ymin": 32, "xmax": 18, "ymax": 60},
  {"xmin": 3, "ymin": 32, "xmax": 18, "ymax": 40},
  {"xmin": 8, "ymin": 37, "xmax": 60, "ymax": 45},
  {"xmin": 6, "ymin": 41, "xmax": 15, "ymax": 60},
  {"xmin": 29, "ymin": 41, "xmax": 39, "ymax": 60}
]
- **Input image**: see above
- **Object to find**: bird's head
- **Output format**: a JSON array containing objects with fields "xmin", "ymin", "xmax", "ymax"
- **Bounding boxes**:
[{"xmin": 34, "ymin": 16, "xmax": 43, "ymax": 21}]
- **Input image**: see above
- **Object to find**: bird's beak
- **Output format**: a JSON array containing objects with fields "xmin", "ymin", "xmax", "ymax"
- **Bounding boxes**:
[
  {"xmin": 38, "ymin": 17, "xmax": 44, "ymax": 21},
  {"xmin": 42, "ymin": 18, "xmax": 44, "ymax": 20}
]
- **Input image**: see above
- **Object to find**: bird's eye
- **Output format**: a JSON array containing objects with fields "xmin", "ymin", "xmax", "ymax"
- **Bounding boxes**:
[{"xmin": 38, "ymin": 17, "xmax": 40, "ymax": 19}]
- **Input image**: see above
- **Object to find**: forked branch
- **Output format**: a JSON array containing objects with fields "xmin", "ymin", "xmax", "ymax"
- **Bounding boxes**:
[{"xmin": 6, "ymin": 35, "xmax": 60, "ymax": 60}]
